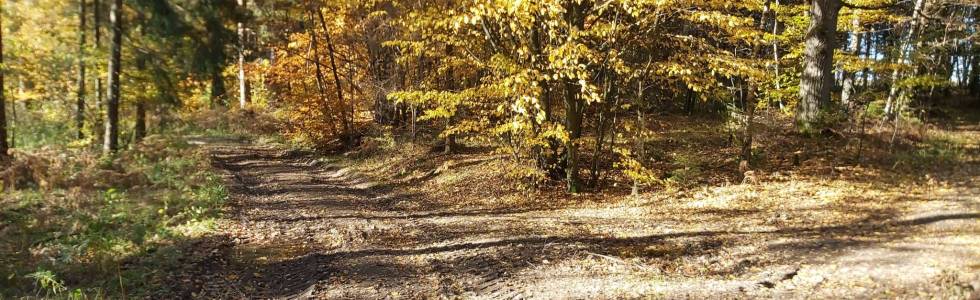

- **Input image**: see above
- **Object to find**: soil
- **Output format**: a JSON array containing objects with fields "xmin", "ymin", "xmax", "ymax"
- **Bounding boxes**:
[{"xmin": 166, "ymin": 133, "xmax": 980, "ymax": 299}]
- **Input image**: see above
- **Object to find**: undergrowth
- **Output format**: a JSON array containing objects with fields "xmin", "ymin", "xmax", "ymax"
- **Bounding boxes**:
[
  {"xmin": 0, "ymin": 133, "xmax": 226, "ymax": 298},
  {"xmin": 177, "ymin": 108, "xmax": 282, "ymax": 143}
]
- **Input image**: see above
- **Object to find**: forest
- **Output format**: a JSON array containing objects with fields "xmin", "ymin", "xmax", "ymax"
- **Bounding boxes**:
[{"xmin": 0, "ymin": 0, "xmax": 978, "ymax": 298}]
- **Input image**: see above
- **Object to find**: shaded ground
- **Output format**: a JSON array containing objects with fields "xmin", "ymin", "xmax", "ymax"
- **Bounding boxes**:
[{"xmin": 169, "ymin": 127, "xmax": 980, "ymax": 299}]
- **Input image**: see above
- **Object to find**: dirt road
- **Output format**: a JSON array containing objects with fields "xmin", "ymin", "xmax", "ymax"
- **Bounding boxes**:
[{"xmin": 171, "ymin": 141, "xmax": 979, "ymax": 299}]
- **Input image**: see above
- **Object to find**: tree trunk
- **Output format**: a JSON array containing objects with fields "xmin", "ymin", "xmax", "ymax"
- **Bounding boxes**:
[
  {"xmin": 590, "ymin": 72, "xmax": 615, "ymax": 187},
  {"xmin": 632, "ymin": 79, "xmax": 645, "ymax": 197},
  {"xmin": 797, "ymin": 0, "xmax": 842, "ymax": 131},
  {"xmin": 210, "ymin": 68, "xmax": 226, "ymax": 107},
  {"xmin": 134, "ymin": 99, "xmax": 145, "ymax": 142},
  {"xmin": 346, "ymin": 62, "xmax": 358, "ymax": 129},
  {"xmin": 134, "ymin": 42, "xmax": 147, "ymax": 143},
  {"xmin": 885, "ymin": 0, "xmax": 926, "ymax": 117},
  {"xmin": 103, "ymin": 0, "xmax": 121, "ymax": 153},
  {"xmin": 860, "ymin": 30, "xmax": 873, "ymax": 88},
  {"xmin": 0, "ymin": 4, "xmax": 7, "ymax": 158},
  {"xmin": 237, "ymin": 0, "xmax": 250, "ymax": 109},
  {"xmin": 443, "ymin": 45, "xmax": 456, "ymax": 154},
  {"xmin": 563, "ymin": 2, "xmax": 587, "ymax": 193},
  {"xmin": 970, "ymin": 55, "xmax": 980, "ymax": 99},
  {"xmin": 841, "ymin": 15, "xmax": 861, "ymax": 110},
  {"xmin": 307, "ymin": 10, "xmax": 333, "ymax": 134},
  {"xmin": 741, "ymin": 0, "xmax": 769, "ymax": 162},
  {"xmin": 317, "ymin": 9, "xmax": 351, "ymax": 145},
  {"xmin": 94, "ymin": 0, "xmax": 104, "ymax": 144},
  {"xmin": 530, "ymin": 22, "xmax": 560, "ymax": 175},
  {"xmin": 76, "ymin": 0, "xmax": 87, "ymax": 140},
  {"xmin": 11, "ymin": 81, "xmax": 21, "ymax": 149},
  {"xmin": 771, "ymin": 0, "xmax": 782, "ymax": 109},
  {"xmin": 742, "ymin": 86, "xmax": 758, "ymax": 161},
  {"xmin": 564, "ymin": 78, "xmax": 583, "ymax": 193},
  {"xmin": 958, "ymin": 55, "xmax": 969, "ymax": 89},
  {"xmin": 366, "ymin": 2, "xmax": 398, "ymax": 125}
]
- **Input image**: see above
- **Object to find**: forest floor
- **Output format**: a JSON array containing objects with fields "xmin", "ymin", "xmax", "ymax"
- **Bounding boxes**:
[{"xmin": 166, "ymin": 113, "xmax": 980, "ymax": 299}]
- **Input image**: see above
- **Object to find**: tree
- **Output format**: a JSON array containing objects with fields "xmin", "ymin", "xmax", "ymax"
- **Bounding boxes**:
[
  {"xmin": 76, "ymin": 0, "xmax": 87, "ymax": 139},
  {"xmin": 363, "ymin": 1, "xmax": 401, "ymax": 126},
  {"xmin": 90, "ymin": 0, "xmax": 954, "ymax": 197},
  {"xmin": 260, "ymin": 0, "xmax": 368, "ymax": 144},
  {"xmin": 103, "ymin": 0, "xmax": 121, "ymax": 153},
  {"xmin": 561, "ymin": 1, "xmax": 589, "ymax": 193},
  {"xmin": 971, "ymin": 52, "xmax": 980, "ymax": 97},
  {"xmin": 382, "ymin": 0, "xmax": 774, "ymax": 193},
  {"xmin": 236, "ymin": 0, "xmax": 250, "ymax": 109},
  {"xmin": 307, "ymin": 6, "xmax": 330, "ymax": 133},
  {"xmin": 190, "ymin": 1, "xmax": 236, "ymax": 108},
  {"xmin": 316, "ymin": 7, "xmax": 353, "ymax": 145},
  {"xmin": 884, "ymin": 0, "xmax": 926, "ymax": 117},
  {"xmin": 797, "ymin": 0, "xmax": 842, "ymax": 131},
  {"xmin": 0, "ymin": 0, "xmax": 7, "ymax": 158},
  {"xmin": 840, "ymin": 14, "xmax": 861, "ymax": 110},
  {"xmin": 94, "ymin": 0, "xmax": 104, "ymax": 143},
  {"xmin": 133, "ymin": 28, "xmax": 147, "ymax": 143}
]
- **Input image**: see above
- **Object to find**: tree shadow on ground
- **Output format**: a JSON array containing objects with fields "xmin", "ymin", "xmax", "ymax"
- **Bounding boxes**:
[{"xmin": 173, "ymin": 211, "xmax": 977, "ymax": 298}]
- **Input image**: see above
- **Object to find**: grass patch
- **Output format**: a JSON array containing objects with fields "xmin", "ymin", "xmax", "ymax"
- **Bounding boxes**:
[{"xmin": 894, "ymin": 131, "xmax": 967, "ymax": 170}]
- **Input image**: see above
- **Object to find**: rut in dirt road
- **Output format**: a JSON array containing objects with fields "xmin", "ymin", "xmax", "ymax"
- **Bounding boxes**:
[{"xmin": 196, "ymin": 143, "xmax": 550, "ymax": 299}]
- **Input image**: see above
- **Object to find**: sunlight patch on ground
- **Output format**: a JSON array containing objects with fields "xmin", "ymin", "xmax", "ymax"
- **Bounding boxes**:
[
  {"xmin": 173, "ymin": 218, "xmax": 219, "ymax": 237},
  {"xmin": 680, "ymin": 179, "xmax": 878, "ymax": 212}
]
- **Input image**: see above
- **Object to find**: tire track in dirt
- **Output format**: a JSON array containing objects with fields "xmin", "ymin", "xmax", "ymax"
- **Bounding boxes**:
[{"xmin": 196, "ymin": 142, "xmax": 547, "ymax": 299}]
